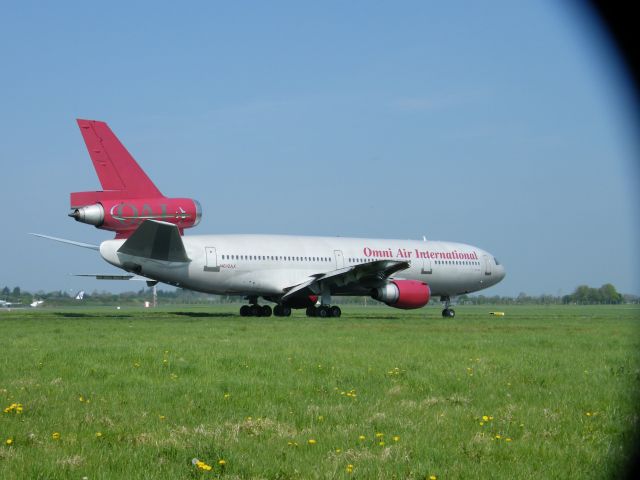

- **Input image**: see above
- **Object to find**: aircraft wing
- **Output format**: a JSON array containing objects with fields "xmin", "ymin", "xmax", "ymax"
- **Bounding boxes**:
[{"xmin": 281, "ymin": 259, "xmax": 410, "ymax": 301}]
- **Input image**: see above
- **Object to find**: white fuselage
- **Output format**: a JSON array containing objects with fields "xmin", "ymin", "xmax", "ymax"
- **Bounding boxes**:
[{"xmin": 99, "ymin": 234, "xmax": 505, "ymax": 300}]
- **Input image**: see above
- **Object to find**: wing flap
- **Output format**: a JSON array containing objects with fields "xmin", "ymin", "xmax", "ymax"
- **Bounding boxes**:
[{"xmin": 281, "ymin": 259, "xmax": 410, "ymax": 301}]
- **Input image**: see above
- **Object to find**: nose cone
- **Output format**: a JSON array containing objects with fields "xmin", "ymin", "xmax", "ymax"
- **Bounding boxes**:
[{"xmin": 496, "ymin": 263, "xmax": 506, "ymax": 283}]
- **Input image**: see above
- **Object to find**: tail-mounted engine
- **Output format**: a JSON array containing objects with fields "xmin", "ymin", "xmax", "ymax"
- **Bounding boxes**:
[
  {"xmin": 372, "ymin": 279, "xmax": 431, "ymax": 309},
  {"xmin": 69, "ymin": 192, "xmax": 201, "ymax": 238}
]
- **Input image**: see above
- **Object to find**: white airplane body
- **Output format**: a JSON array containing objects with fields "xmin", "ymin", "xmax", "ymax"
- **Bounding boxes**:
[
  {"xmin": 0, "ymin": 300, "xmax": 20, "ymax": 308},
  {"xmin": 38, "ymin": 120, "xmax": 505, "ymax": 318},
  {"xmin": 101, "ymin": 235, "xmax": 502, "ymax": 299}
]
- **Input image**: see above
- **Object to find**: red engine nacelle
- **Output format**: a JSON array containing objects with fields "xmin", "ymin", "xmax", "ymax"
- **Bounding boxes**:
[
  {"xmin": 70, "ymin": 191, "xmax": 201, "ymax": 238},
  {"xmin": 372, "ymin": 280, "xmax": 431, "ymax": 309}
]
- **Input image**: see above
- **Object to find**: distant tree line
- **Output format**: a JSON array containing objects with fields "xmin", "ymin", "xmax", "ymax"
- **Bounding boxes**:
[
  {"xmin": 459, "ymin": 283, "xmax": 635, "ymax": 305},
  {"xmin": 2, "ymin": 283, "xmax": 638, "ymax": 307}
]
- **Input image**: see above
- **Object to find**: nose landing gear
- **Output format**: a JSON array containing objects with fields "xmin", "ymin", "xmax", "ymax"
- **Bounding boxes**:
[{"xmin": 440, "ymin": 296, "xmax": 456, "ymax": 318}]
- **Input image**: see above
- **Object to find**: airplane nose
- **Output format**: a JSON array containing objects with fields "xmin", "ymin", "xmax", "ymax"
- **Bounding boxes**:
[{"xmin": 498, "ymin": 264, "xmax": 506, "ymax": 281}]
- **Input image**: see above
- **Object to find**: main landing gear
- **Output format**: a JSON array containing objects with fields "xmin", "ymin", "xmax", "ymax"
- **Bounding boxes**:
[
  {"xmin": 305, "ymin": 305, "xmax": 341, "ymax": 318},
  {"xmin": 239, "ymin": 304, "xmax": 272, "ymax": 317},
  {"xmin": 273, "ymin": 305, "xmax": 292, "ymax": 317},
  {"xmin": 239, "ymin": 296, "xmax": 279, "ymax": 317},
  {"xmin": 238, "ymin": 300, "xmax": 294, "ymax": 317},
  {"xmin": 441, "ymin": 296, "xmax": 456, "ymax": 318}
]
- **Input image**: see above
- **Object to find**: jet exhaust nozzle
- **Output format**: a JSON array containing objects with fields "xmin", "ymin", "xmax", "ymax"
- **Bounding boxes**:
[{"xmin": 69, "ymin": 203, "xmax": 105, "ymax": 226}]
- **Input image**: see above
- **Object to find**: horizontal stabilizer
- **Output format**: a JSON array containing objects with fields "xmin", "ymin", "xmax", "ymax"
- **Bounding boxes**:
[
  {"xmin": 29, "ymin": 233, "xmax": 100, "ymax": 251},
  {"xmin": 73, "ymin": 274, "xmax": 137, "ymax": 280},
  {"xmin": 117, "ymin": 220, "xmax": 190, "ymax": 262}
]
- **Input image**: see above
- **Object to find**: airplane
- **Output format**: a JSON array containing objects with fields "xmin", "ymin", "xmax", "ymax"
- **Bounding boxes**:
[
  {"xmin": 30, "ymin": 300, "xmax": 44, "ymax": 308},
  {"xmin": 1, "ymin": 300, "xmax": 22, "ymax": 308},
  {"xmin": 34, "ymin": 119, "xmax": 505, "ymax": 318}
]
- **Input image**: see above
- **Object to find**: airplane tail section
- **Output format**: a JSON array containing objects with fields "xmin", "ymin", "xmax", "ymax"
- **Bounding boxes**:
[
  {"xmin": 76, "ymin": 119, "xmax": 163, "ymax": 197},
  {"xmin": 70, "ymin": 119, "xmax": 202, "ymax": 238}
]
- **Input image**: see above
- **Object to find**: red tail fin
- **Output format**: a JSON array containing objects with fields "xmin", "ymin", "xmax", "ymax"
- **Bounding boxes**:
[
  {"xmin": 70, "ymin": 120, "xmax": 202, "ymax": 238},
  {"xmin": 76, "ymin": 119, "xmax": 162, "ymax": 197}
]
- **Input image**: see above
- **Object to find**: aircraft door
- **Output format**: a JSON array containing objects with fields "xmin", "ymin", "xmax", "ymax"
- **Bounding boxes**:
[
  {"xmin": 483, "ymin": 254, "xmax": 492, "ymax": 276},
  {"xmin": 204, "ymin": 247, "xmax": 220, "ymax": 272},
  {"xmin": 421, "ymin": 257, "xmax": 432, "ymax": 274},
  {"xmin": 334, "ymin": 250, "xmax": 344, "ymax": 269}
]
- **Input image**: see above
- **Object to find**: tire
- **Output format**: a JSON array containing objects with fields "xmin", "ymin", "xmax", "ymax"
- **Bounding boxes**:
[
  {"xmin": 249, "ymin": 304, "xmax": 260, "ymax": 317},
  {"xmin": 274, "ymin": 305, "xmax": 282, "ymax": 317},
  {"xmin": 282, "ymin": 306, "xmax": 292, "ymax": 317},
  {"xmin": 261, "ymin": 305, "xmax": 272, "ymax": 317},
  {"xmin": 240, "ymin": 305, "xmax": 250, "ymax": 317},
  {"xmin": 330, "ymin": 306, "xmax": 341, "ymax": 318},
  {"xmin": 306, "ymin": 307, "xmax": 316, "ymax": 317},
  {"xmin": 317, "ymin": 306, "xmax": 329, "ymax": 318}
]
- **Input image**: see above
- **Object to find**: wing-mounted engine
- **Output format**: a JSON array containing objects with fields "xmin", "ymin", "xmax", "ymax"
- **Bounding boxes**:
[
  {"xmin": 371, "ymin": 279, "xmax": 431, "ymax": 309},
  {"xmin": 69, "ymin": 119, "xmax": 202, "ymax": 238}
]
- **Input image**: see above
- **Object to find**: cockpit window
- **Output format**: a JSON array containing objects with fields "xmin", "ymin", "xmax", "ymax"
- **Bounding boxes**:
[{"xmin": 494, "ymin": 257, "xmax": 501, "ymax": 265}]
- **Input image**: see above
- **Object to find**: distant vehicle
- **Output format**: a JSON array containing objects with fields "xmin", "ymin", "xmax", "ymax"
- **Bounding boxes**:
[
  {"xmin": 30, "ymin": 300, "xmax": 44, "ymax": 308},
  {"xmin": 36, "ymin": 120, "xmax": 505, "ymax": 318},
  {"xmin": 1, "ymin": 300, "xmax": 22, "ymax": 308},
  {"xmin": 75, "ymin": 290, "xmax": 85, "ymax": 300}
]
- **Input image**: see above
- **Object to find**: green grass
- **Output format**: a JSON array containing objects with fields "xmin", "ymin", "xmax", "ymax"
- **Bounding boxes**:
[{"xmin": 1, "ymin": 305, "xmax": 639, "ymax": 479}]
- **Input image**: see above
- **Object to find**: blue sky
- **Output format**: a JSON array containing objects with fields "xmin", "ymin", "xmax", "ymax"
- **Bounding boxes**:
[{"xmin": 1, "ymin": 1, "xmax": 638, "ymax": 297}]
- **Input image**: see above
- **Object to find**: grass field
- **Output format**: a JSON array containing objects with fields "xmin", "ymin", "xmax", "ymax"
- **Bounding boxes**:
[{"xmin": 1, "ymin": 305, "xmax": 639, "ymax": 479}]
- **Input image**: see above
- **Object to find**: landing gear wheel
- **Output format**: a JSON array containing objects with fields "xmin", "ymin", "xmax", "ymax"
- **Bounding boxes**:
[
  {"xmin": 317, "ymin": 306, "xmax": 329, "ymax": 318},
  {"xmin": 282, "ymin": 306, "xmax": 292, "ymax": 317},
  {"xmin": 274, "ymin": 305, "xmax": 282, "ymax": 316},
  {"xmin": 249, "ymin": 304, "xmax": 261, "ymax": 317},
  {"xmin": 330, "ymin": 306, "xmax": 341, "ymax": 318},
  {"xmin": 240, "ymin": 305, "xmax": 250, "ymax": 317},
  {"xmin": 442, "ymin": 308, "xmax": 455, "ymax": 318},
  {"xmin": 261, "ymin": 305, "xmax": 272, "ymax": 317},
  {"xmin": 306, "ymin": 306, "xmax": 316, "ymax": 317}
]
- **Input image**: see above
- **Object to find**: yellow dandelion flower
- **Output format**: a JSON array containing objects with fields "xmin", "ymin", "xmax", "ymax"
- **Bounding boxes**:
[
  {"xmin": 346, "ymin": 464, "xmax": 354, "ymax": 473},
  {"xmin": 52, "ymin": 432, "xmax": 61, "ymax": 440},
  {"xmin": 218, "ymin": 459, "xmax": 226, "ymax": 466},
  {"xmin": 429, "ymin": 475, "xmax": 437, "ymax": 480},
  {"xmin": 586, "ymin": 412, "xmax": 592, "ymax": 417},
  {"xmin": 95, "ymin": 432, "xmax": 103, "ymax": 438},
  {"xmin": 378, "ymin": 441, "xmax": 385, "ymax": 446},
  {"xmin": 159, "ymin": 415, "xmax": 166, "ymax": 420},
  {"xmin": 335, "ymin": 448, "xmax": 342, "ymax": 453},
  {"xmin": 308, "ymin": 439, "xmax": 317, "ymax": 445},
  {"xmin": 482, "ymin": 415, "xmax": 489, "ymax": 421},
  {"xmin": 375, "ymin": 432, "xmax": 384, "ymax": 438},
  {"xmin": 506, "ymin": 438, "xmax": 512, "ymax": 442},
  {"xmin": 5, "ymin": 438, "xmax": 13, "ymax": 446},
  {"xmin": 224, "ymin": 393, "xmax": 231, "ymax": 399},
  {"xmin": 358, "ymin": 435, "xmax": 365, "ymax": 440},
  {"xmin": 479, "ymin": 422, "xmax": 484, "ymax": 426},
  {"xmin": 393, "ymin": 435, "xmax": 400, "ymax": 442},
  {"xmin": 495, "ymin": 434, "xmax": 501, "ymax": 439}
]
